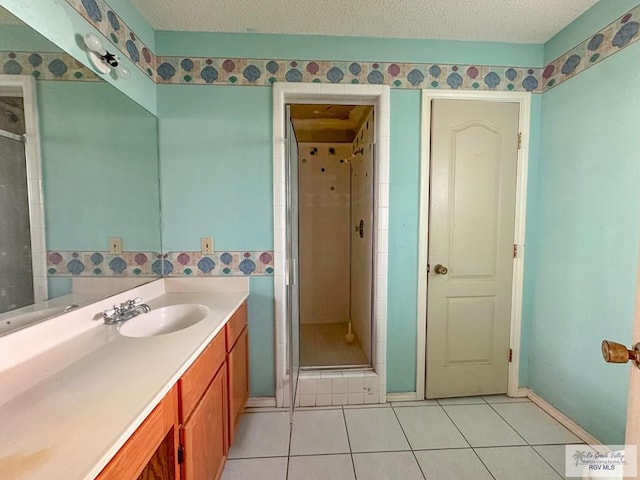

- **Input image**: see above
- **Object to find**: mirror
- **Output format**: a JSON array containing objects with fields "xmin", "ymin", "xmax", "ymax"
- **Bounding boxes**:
[{"xmin": 0, "ymin": 6, "xmax": 161, "ymax": 335}]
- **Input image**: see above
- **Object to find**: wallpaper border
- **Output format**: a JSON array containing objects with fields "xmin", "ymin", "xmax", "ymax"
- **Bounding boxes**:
[{"xmin": 62, "ymin": 0, "xmax": 640, "ymax": 93}]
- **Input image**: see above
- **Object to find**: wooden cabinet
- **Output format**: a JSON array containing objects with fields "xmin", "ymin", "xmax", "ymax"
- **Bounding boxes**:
[
  {"xmin": 97, "ymin": 386, "xmax": 179, "ymax": 480},
  {"xmin": 179, "ymin": 332, "xmax": 226, "ymax": 423},
  {"xmin": 180, "ymin": 366, "xmax": 227, "ymax": 480},
  {"xmin": 178, "ymin": 328, "xmax": 229, "ymax": 480},
  {"xmin": 96, "ymin": 300, "xmax": 249, "ymax": 480},
  {"xmin": 227, "ymin": 326, "xmax": 248, "ymax": 445}
]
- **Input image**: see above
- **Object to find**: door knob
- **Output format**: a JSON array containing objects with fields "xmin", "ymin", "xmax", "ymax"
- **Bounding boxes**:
[
  {"xmin": 601, "ymin": 340, "xmax": 640, "ymax": 368},
  {"xmin": 433, "ymin": 264, "xmax": 448, "ymax": 275}
]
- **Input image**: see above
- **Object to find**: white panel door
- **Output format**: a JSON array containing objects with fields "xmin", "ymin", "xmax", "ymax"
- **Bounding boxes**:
[{"xmin": 426, "ymin": 99, "xmax": 519, "ymax": 398}]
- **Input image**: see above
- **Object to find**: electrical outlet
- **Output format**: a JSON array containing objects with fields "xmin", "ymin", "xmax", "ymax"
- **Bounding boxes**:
[
  {"xmin": 109, "ymin": 237, "xmax": 123, "ymax": 255},
  {"xmin": 201, "ymin": 237, "xmax": 214, "ymax": 255}
]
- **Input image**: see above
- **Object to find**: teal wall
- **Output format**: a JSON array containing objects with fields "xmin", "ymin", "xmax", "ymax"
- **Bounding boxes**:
[
  {"xmin": 8, "ymin": 0, "xmax": 640, "ymax": 443},
  {"xmin": 526, "ymin": 1, "xmax": 640, "ymax": 444},
  {"xmin": 0, "ymin": 0, "xmax": 157, "ymax": 114},
  {"xmin": 156, "ymin": 31, "xmax": 543, "ymax": 66},
  {"xmin": 386, "ymin": 89, "xmax": 421, "ymax": 391},
  {"xmin": 40, "ymin": 81, "xmax": 161, "ymax": 252},
  {"xmin": 156, "ymin": 38, "xmax": 545, "ymax": 396},
  {"xmin": 0, "ymin": 24, "xmax": 61, "ymax": 51},
  {"xmin": 519, "ymin": 93, "xmax": 543, "ymax": 389}
]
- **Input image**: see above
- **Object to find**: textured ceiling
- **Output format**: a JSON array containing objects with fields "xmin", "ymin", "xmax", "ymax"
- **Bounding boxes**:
[{"xmin": 131, "ymin": 0, "xmax": 598, "ymax": 43}]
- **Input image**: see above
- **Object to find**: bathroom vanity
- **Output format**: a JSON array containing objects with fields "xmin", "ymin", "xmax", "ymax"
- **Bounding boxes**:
[{"xmin": 0, "ymin": 278, "xmax": 249, "ymax": 480}]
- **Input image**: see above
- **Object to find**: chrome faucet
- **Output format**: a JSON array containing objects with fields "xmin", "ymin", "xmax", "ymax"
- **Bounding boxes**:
[{"xmin": 103, "ymin": 297, "xmax": 151, "ymax": 325}]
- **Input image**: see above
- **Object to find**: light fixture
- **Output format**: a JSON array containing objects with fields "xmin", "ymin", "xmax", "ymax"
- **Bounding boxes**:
[{"xmin": 83, "ymin": 33, "xmax": 131, "ymax": 80}]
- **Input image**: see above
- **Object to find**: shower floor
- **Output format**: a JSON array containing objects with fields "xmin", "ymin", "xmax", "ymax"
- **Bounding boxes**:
[{"xmin": 300, "ymin": 322, "xmax": 369, "ymax": 368}]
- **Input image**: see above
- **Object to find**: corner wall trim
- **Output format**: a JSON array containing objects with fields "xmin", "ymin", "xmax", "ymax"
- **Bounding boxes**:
[{"xmin": 526, "ymin": 390, "xmax": 603, "ymax": 446}]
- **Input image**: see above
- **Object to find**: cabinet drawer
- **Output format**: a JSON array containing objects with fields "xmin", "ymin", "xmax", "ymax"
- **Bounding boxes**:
[
  {"xmin": 225, "ymin": 301, "xmax": 247, "ymax": 351},
  {"xmin": 179, "ymin": 332, "xmax": 226, "ymax": 423}
]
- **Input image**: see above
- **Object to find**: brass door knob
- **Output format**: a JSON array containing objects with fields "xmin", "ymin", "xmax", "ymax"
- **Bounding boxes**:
[
  {"xmin": 434, "ymin": 264, "xmax": 448, "ymax": 275},
  {"xmin": 601, "ymin": 340, "xmax": 640, "ymax": 368}
]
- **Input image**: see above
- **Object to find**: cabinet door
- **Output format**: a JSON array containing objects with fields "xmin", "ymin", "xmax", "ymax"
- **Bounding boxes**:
[
  {"xmin": 228, "ymin": 326, "xmax": 249, "ymax": 445},
  {"xmin": 97, "ymin": 386, "xmax": 179, "ymax": 480},
  {"xmin": 181, "ymin": 367, "xmax": 228, "ymax": 480}
]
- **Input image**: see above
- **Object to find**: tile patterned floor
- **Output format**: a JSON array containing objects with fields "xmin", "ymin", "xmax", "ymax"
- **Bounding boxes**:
[
  {"xmin": 300, "ymin": 323, "xmax": 369, "ymax": 367},
  {"xmin": 223, "ymin": 395, "xmax": 584, "ymax": 480}
]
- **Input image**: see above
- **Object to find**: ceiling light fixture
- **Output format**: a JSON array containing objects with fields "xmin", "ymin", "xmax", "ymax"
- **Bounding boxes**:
[{"xmin": 83, "ymin": 33, "xmax": 131, "ymax": 80}]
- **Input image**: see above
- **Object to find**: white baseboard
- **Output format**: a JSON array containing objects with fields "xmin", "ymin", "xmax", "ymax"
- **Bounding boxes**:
[
  {"xmin": 526, "ymin": 390, "xmax": 602, "ymax": 446},
  {"xmin": 386, "ymin": 392, "xmax": 419, "ymax": 402},
  {"xmin": 516, "ymin": 387, "xmax": 531, "ymax": 398},
  {"xmin": 246, "ymin": 397, "xmax": 277, "ymax": 408}
]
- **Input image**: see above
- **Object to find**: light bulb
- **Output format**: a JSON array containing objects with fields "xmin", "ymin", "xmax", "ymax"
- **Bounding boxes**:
[
  {"xmin": 83, "ymin": 33, "xmax": 105, "ymax": 54},
  {"xmin": 115, "ymin": 63, "xmax": 131, "ymax": 80}
]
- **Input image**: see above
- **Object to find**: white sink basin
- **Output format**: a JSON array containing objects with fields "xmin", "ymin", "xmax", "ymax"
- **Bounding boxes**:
[{"xmin": 118, "ymin": 304, "xmax": 210, "ymax": 337}]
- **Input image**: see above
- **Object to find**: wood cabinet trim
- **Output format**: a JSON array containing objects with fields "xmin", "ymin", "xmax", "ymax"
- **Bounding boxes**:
[
  {"xmin": 179, "ymin": 332, "xmax": 226, "ymax": 423},
  {"xmin": 227, "ymin": 325, "xmax": 249, "ymax": 445},
  {"xmin": 225, "ymin": 301, "xmax": 248, "ymax": 352}
]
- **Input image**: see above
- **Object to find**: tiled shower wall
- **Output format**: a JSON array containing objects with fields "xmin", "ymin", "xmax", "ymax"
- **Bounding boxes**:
[
  {"xmin": 298, "ymin": 143, "xmax": 353, "ymax": 325},
  {"xmin": 350, "ymin": 111, "xmax": 375, "ymax": 364}
]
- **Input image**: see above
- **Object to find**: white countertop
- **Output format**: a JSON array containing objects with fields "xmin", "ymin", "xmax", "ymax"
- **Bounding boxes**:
[{"xmin": 0, "ymin": 278, "xmax": 249, "ymax": 480}]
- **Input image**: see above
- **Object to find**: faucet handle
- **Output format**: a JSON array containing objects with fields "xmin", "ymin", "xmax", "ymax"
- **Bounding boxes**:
[
  {"xmin": 124, "ymin": 297, "xmax": 142, "ymax": 308},
  {"xmin": 103, "ymin": 307, "xmax": 118, "ymax": 319}
]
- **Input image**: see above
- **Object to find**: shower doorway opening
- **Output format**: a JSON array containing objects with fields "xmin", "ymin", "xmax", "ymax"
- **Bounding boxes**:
[
  {"xmin": 0, "ymin": 76, "xmax": 46, "ymax": 313},
  {"xmin": 290, "ymin": 104, "xmax": 375, "ymax": 370}
]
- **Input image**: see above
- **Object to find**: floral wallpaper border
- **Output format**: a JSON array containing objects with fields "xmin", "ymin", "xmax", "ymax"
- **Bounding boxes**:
[
  {"xmin": 47, "ymin": 250, "xmax": 160, "ymax": 277},
  {"xmin": 163, "ymin": 251, "xmax": 274, "ymax": 277},
  {"xmin": 64, "ymin": 0, "xmax": 640, "ymax": 93},
  {"xmin": 154, "ymin": 57, "xmax": 542, "ymax": 92},
  {"xmin": 66, "ymin": 0, "xmax": 156, "ymax": 78},
  {"xmin": 1, "ymin": 50, "xmax": 98, "ymax": 81},
  {"xmin": 46, "ymin": 250, "xmax": 275, "ymax": 277},
  {"xmin": 541, "ymin": 4, "xmax": 640, "ymax": 91}
]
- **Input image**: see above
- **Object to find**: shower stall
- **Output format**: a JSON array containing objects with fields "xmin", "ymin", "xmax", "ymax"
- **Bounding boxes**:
[
  {"xmin": 290, "ymin": 104, "xmax": 375, "ymax": 370},
  {"xmin": 0, "ymin": 96, "xmax": 33, "ymax": 314}
]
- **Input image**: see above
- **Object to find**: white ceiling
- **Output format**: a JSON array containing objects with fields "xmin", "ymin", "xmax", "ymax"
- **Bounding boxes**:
[{"xmin": 131, "ymin": 0, "xmax": 599, "ymax": 44}]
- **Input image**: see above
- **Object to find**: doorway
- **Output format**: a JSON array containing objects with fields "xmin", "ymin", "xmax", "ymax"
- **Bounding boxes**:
[
  {"xmin": 0, "ymin": 97, "xmax": 32, "ymax": 313},
  {"xmin": 290, "ymin": 104, "xmax": 375, "ymax": 370},
  {"xmin": 0, "ymin": 75, "xmax": 46, "ymax": 311},
  {"xmin": 416, "ymin": 90, "xmax": 532, "ymax": 400},
  {"xmin": 273, "ymin": 83, "xmax": 390, "ymax": 409}
]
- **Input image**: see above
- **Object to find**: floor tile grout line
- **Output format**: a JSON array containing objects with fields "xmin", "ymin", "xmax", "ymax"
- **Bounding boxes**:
[
  {"xmin": 485, "ymin": 401, "xmax": 532, "ymax": 446},
  {"xmin": 389, "ymin": 404, "xmax": 428, "ymax": 480},
  {"xmin": 340, "ymin": 406, "xmax": 358, "ymax": 480},
  {"xmin": 438, "ymin": 403, "xmax": 498, "ymax": 480},
  {"xmin": 530, "ymin": 445, "xmax": 570, "ymax": 479},
  {"xmin": 286, "ymin": 414, "xmax": 294, "ymax": 480}
]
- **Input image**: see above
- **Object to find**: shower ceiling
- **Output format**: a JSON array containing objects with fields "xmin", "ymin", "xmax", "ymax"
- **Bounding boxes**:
[
  {"xmin": 290, "ymin": 105, "xmax": 372, "ymax": 143},
  {"xmin": 131, "ymin": 0, "xmax": 598, "ymax": 43}
]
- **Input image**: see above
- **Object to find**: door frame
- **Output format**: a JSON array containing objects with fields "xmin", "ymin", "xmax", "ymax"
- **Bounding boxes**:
[
  {"xmin": 0, "ymin": 75, "xmax": 47, "ymax": 304},
  {"xmin": 272, "ymin": 83, "xmax": 391, "ymax": 408},
  {"xmin": 416, "ymin": 89, "xmax": 532, "ymax": 399}
]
